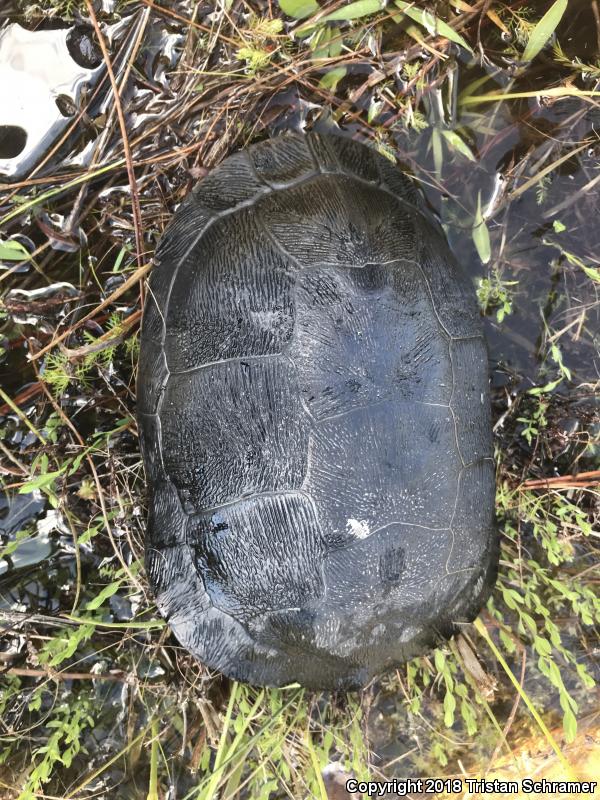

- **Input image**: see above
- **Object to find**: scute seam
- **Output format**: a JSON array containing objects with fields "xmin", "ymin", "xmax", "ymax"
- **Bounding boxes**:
[{"xmin": 185, "ymin": 487, "xmax": 317, "ymax": 520}]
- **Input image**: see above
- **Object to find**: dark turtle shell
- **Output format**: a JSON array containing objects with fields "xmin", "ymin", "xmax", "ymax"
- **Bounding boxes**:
[{"xmin": 137, "ymin": 133, "xmax": 498, "ymax": 690}]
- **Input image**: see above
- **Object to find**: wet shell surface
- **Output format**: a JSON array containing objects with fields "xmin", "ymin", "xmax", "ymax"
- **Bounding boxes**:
[{"xmin": 137, "ymin": 133, "xmax": 498, "ymax": 690}]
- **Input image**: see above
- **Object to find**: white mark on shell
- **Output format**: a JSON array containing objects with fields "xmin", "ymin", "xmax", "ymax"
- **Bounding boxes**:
[{"xmin": 346, "ymin": 517, "xmax": 370, "ymax": 539}]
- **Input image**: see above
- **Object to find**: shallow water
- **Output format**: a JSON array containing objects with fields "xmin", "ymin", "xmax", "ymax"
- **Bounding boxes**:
[{"xmin": 0, "ymin": 22, "xmax": 102, "ymax": 179}]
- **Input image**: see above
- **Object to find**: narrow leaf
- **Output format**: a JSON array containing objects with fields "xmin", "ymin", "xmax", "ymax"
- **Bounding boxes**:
[
  {"xmin": 395, "ymin": 1, "xmax": 472, "ymax": 52},
  {"xmin": 278, "ymin": 0, "xmax": 319, "ymax": 19},
  {"xmin": 431, "ymin": 127, "xmax": 443, "ymax": 176},
  {"xmin": 461, "ymin": 87, "xmax": 600, "ymax": 105},
  {"xmin": 85, "ymin": 578, "xmax": 124, "ymax": 611},
  {"xmin": 475, "ymin": 617, "xmax": 576, "ymax": 779},
  {"xmin": 472, "ymin": 191, "xmax": 491, "ymax": 263},
  {"xmin": 528, "ymin": 377, "xmax": 563, "ymax": 395},
  {"xmin": 321, "ymin": 0, "xmax": 383, "ymax": 22},
  {"xmin": 561, "ymin": 248, "xmax": 600, "ymax": 282},
  {"xmin": 441, "ymin": 129, "xmax": 476, "ymax": 161},
  {"xmin": 522, "ymin": 0, "xmax": 568, "ymax": 63}
]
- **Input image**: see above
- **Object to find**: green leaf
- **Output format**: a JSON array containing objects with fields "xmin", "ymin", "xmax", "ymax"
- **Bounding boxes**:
[
  {"xmin": 522, "ymin": 0, "xmax": 568, "ymax": 63},
  {"xmin": 443, "ymin": 690, "xmax": 456, "ymax": 727},
  {"xmin": 321, "ymin": 0, "xmax": 384, "ymax": 22},
  {"xmin": 441, "ymin": 129, "xmax": 476, "ymax": 161},
  {"xmin": 521, "ymin": 612, "xmax": 537, "ymax": 635},
  {"xmin": 472, "ymin": 191, "xmax": 491, "ymax": 264},
  {"xmin": 394, "ymin": 1, "xmax": 473, "ymax": 52},
  {"xmin": 499, "ymin": 629, "xmax": 517, "ymax": 654},
  {"xmin": 562, "ymin": 249, "xmax": 600, "ymax": 282},
  {"xmin": 0, "ymin": 239, "xmax": 31, "ymax": 261},
  {"xmin": 534, "ymin": 636, "xmax": 552, "ymax": 657},
  {"xmin": 278, "ymin": 0, "xmax": 319, "ymax": 19},
  {"xmin": 18, "ymin": 469, "xmax": 65, "ymax": 494},
  {"xmin": 575, "ymin": 662, "xmax": 596, "ymax": 689},
  {"xmin": 553, "ymin": 219, "xmax": 566, "ymax": 233},
  {"xmin": 434, "ymin": 648, "xmax": 446, "ymax": 673},
  {"xmin": 367, "ymin": 97, "xmax": 384, "ymax": 124},
  {"xmin": 528, "ymin": 377, "xmax": 562, "ymax": 395},
  {"xmin": 460, "ymin": 698, "xmax": 478, "ymax": 736},
  {"xmin": 311, "ymin": 26, "xmax": 343, "ymax": 58},
  {"xmin": 502, "ymin": 587, "xmax": 525, "ymax": 609},
  {"xmin": 85, "ymin": 578, "xmax": 124, "ymax": 611},
  {"xmin": 319, "ymin": 66, "xmax": 347, "ymax": 90}
]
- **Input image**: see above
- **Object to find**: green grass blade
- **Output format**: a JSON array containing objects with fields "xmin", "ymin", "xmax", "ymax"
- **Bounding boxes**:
[
  {"xmin": 472, "ymin": 191, "xmax": 491, "ymax": 264},
  {"xmin": 147, "ymin": 718, "xmax": 159, "ymax": 800},
  {"xmin": 305, "ymin": 728, "xmax": 329, "ymax": 800},
  {"xmin": 522, "ymin": 0, "xmax": 568, "ymax": 63},
  {"xmin": 474, "ymin": 617, "xmax": 576, "ymax": 778},
  {"xmin": 395, "ymin": 1, "xmax": 473, "ymax": 53},
  {"xmin": 0, "ymin": 160, "xmax": 125, "ymax": 227}
]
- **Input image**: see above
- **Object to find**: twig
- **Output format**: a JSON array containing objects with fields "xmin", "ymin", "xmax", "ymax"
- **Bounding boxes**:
[
  {"xmin": 28, "ymin": 261, "xmax": 151, "ymax": 361},
  {"xmin": 485, "ymin": 649, "xmax": 527, "ymax": 775},
  {"xmin": 519, "ymin": 470, "xmax": 600, "ymax": 490},
  {"xmin": 0, "ymin": 387, "xmax": 46, "ymax": 445},
  {"xmin": 3, "ymin": 666, "xmax": 131, "ymax": 683},
  {"xmin": 0, "ymin": 610, "xmax": 79, "ymax": 629},
  {"xmin": 0, "ymin": 382, "xmax": 43, "ymax": 415},
  {"xmin": 85, "ymin": 1, "xmax": 146, "ymax": 272},
  {"xmin": 62, "ymin": 309, "xmax": 142, "ymax": 360},
  {"xmin": 29, "ymin": 348, "xmax": 146, "ymax": 598}
]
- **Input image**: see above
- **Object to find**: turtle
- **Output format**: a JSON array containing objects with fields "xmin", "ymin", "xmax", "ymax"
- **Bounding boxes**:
[{"xmin": 137, "ymin": 133, "xmax": 498, "ymax": 691}]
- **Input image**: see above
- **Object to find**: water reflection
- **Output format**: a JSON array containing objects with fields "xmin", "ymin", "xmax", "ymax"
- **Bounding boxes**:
[{"xmin": 0, "ymin": 23, "xmax": 103, "ymax": 179}]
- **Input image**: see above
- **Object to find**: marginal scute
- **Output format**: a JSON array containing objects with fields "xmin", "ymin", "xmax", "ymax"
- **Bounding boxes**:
[
  {"xmin": 249, "ymin": 135, "xmax": 317, "ymax": 186},
  {"xmin": 142, "ymin": 261, "xmax": 177, "ymax": 343},
  {"xmin": 448, "ymin": 460, "xmax": 496, "ymax": 572},
  {"xmin": 376, "ymin": 156, "xmax": 425, "ymax": 213},
  {"xmin": 450, "ymin": 337, "xmax": 493, "ymax": 464},
  {"xmin": 306, "ymin": 133, "xmax": 341, "ymax": 172},
  {"xmin": 419, "ymin": 223, "xmax": 482, "ymax": 338},
  {"xmin": 136, "ymin": 342, "xmax": 169, "ymax": 415},
  {"xmin": 180, "ymin": 605, "xmax": 262, "ymax": 679},
  {"xmin": 192, "ymin": 149, "xmax": 267, "ymax": 211},
  {"xmin": 326, "ymin": 136, "xmax": 380, "ymax": 183},
  {"xmin": 439, "ymin": 461, "xmax": 498, "ymax": 623},
  {"xmin": 145, "ymin": 477, "xmax": 188, "ymax": 549},
  {"xmin": 154, "ymin": 195, "xmax": 213, "ymax": 269},
  {"xmin": 148, "ymin": 540, "xmax": 264, "ymax": 679},
  {"xmin": 137, "ymin": 413, "xmax": 165, "ymax": 485}
]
